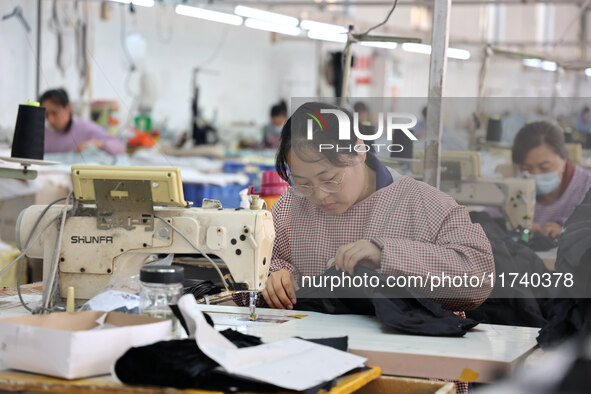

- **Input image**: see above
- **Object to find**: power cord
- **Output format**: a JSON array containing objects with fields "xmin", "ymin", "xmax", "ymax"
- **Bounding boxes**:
[
  {"xmin": 40, "ymin": 202, "xmax": 70, "ymax": 313},
  {"xmin": 14, "ymin": 193, "xmax": 75, "ymax": 313},
  {"xmin": 155, "ymin": 215, "xmax": 230, "ymax": 292}
]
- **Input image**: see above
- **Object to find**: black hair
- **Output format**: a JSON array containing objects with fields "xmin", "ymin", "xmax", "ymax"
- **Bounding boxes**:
[
  {"xmin": 39, "ymin": 88, "xmax": 69, "ymax": 107},
  {"xmin": 271, "ymin": 100, "xmax": 288, "ymax": 118},
  {"xmin": 275, "ymin": 102, "xmax": 360, "ymax": 183},
  {"xmin": 583, "ymin": 106, "xmax": 590, "ymax": 114},
  {"xmin": 39, "ymin": 88, "xmax": 73, "ymax": 132},
  {"xmin": 512, "ymin": 121, "xmax": 566, "ymax": 165}
]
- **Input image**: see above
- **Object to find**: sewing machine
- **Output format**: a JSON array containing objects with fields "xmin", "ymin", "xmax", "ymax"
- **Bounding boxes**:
[
  {"xmin": 16, "ymin": 166, "xmax": 275, "ymax": 311},
  {"xmin": 411, "ymin": 151, "xmax": 536, "ymax": 230}
]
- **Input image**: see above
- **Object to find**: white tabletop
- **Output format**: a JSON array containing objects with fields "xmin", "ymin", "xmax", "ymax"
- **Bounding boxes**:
[{"xmin": 196, "ymin": 304, "xmax": 540, "ymax": 383}]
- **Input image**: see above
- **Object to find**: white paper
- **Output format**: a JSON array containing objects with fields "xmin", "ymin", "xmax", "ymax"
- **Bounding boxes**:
[
  {"xmin": 89, "ymin": 312, "xmax": 118, "ymax": 330},
  {"xmin": 82, "ymin": 290, "xmax": 139, "ymax": 312},
  {"xmin": 178, "ymin": 295, "xmax": 366, "ymax": 391}
]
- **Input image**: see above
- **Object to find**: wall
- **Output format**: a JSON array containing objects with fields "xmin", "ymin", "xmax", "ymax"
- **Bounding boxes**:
[
  {"xmin": 1, "ymin": 0, "xmax": 591, "ymax": 141},
  {"xmin": 0, "ymin": 0, "xmax": 318, "ymax": 136}
]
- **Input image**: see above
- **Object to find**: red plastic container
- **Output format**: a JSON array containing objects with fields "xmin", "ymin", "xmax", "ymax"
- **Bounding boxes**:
[{"xmin": 248, "ymin": 170, "xmax": 288, "ymax": 209}]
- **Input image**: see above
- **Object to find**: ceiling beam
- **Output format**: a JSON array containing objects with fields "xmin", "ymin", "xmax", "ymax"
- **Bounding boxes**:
[{"xmin": 201, "ymin": 0, "xmax": 589, "ymax": 7}]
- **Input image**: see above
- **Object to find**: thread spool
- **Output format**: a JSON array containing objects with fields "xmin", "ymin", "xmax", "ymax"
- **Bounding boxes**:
[
  {"xmin": 486, "ymin": 117, "xmax": 503, "ymax": 142},
  {"xmin": 11, "ymin": 102, "xmax": 45, "ymax": 160}
]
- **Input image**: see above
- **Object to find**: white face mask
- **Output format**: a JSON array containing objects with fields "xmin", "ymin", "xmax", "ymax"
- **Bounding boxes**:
[
  {"xmin": 521, "ymin": 170, "xmax": 561, "ymax": 196},
  {"xmin": 45, "ymin": 120, "xmax": 55, "ymax": 132}
]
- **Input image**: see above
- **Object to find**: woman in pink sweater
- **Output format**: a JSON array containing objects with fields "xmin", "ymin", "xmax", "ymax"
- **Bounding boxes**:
[
  {"xmin": 255, "ymin": 102, "xmax": 494, "ymax": 313},
  {"xmin": 40, "ymin": 88, "xmax": 126, "ymax": 156},
  {"xmin": 511, "ymin": 121, "xmax": 591, "ymax": 239}
]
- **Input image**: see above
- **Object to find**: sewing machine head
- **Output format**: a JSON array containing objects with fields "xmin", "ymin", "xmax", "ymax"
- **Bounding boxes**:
[
  {"xmin": 17, "ymin": 166, "xmax": 275, "ymax": 300},
  {"xmin": 410, "ymin": 151, "xmax": 535, "ymax": 230}
]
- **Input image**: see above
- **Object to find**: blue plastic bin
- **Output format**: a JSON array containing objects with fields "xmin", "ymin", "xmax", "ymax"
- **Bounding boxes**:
[{"xmin": 183, "ymin": 183, "xmax": 247, "ymax": 208}]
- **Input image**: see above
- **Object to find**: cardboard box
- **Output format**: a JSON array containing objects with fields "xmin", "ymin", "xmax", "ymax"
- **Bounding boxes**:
[
  {"xmin": 354, "ymin": 376, "xmax": 455, "ymax": 394},
  {"xmin": 0, "ymin": 311, "xmax": 171, "ymax": 379}
]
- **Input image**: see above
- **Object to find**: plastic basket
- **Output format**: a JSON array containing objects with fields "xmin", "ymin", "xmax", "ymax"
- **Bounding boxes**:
[{"xmin": 183, "ymin": 183, "xmax": 246, "ymax": 208}]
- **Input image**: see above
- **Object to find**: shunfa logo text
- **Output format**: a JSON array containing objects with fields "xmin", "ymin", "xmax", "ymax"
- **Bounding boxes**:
[
  {"xmin": 71, "ymin": 236, "xmax": 114, "ymax": 244},
  {"xmin": 306, "ymin": 108, "xmax": 418, "ymax": 153}
]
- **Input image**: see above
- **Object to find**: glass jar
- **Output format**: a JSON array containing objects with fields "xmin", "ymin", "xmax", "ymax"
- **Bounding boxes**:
[{"xmin": 139, "ymin": 265, "xmax": 184, "ymax": 337}]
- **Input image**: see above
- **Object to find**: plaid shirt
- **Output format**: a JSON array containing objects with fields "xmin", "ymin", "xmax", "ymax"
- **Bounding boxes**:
[{"xmin": 236, "ymin": 171, "xmax": 494, "ymax": 312}]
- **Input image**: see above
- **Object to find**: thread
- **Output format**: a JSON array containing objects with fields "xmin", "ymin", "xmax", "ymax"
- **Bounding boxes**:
[
  {"xmin": 66, "ymin": 286, "xmax": 75, "ymax": 313},
  {"xmin": 11, "ymin": 103, "xmax": 45, "ymax": 160}
]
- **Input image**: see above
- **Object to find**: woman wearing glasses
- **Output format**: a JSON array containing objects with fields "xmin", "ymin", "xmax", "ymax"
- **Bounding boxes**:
[{"xmin": 245, "ymin": 102, "xmax": 494, "ymax": 312}]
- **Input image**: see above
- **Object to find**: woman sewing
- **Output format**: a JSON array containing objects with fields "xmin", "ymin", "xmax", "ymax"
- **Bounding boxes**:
[
  {"xmin": 240, "ymin": 102, "xmax": 494, "ymax": 313},
  {"xmin": 40, "ymin": 88, "xmax": 126, "ymax": 156},
  {"xmin": 511, "ymin": 121, "xmax": 591, "ymax": 239}
]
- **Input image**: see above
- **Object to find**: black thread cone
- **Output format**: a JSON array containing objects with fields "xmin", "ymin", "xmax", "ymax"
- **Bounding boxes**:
[{"xmin": 11, "ymin": 104, "xmax": 45, "ymax": 160}]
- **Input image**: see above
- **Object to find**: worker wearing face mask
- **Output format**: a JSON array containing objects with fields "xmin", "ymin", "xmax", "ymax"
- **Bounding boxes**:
[
  {"xmin": 262, "ymin": 100, "xmax": 287, "ymax": 149},
  {"xmin": 512, "ymin": 121, "xmax": 591, "ymax": 239}
]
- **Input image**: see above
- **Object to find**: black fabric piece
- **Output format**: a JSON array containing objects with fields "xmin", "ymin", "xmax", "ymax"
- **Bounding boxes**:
[
  {"xmin": 466, "ymin": 297, "xmax": 546, "ymax": 329},
  {"xmin": 218, "ymin": 328, "xmax": 263, "ymax": 348},
  {"xmin": 555, "ymin": 187, "xmax": 591, "ymax": 294},
  {"xmin": 114, "ymin": 338, "xmax": 218, "ymax": 389},
  {"xmin": 183, "ymin": 279, "xmax": 222, "ymax": 298},
  {"xmin": 521, "ymin": 233, "xmax": 558, "ymax": 252},
  {"xmin": 300, "ymin": 336, "xmax": 348, "ymax": 352},
  {"xmin": 537, "ymin": 298, "xmax": 591, "ymax": 347},
  {"xmin": 466, "ymin": 212, "xmax": 550, "ymax": 328},
  {"xmin": 115, "ymin": 329, "xmax": 354, "ymax": 392},
  {"xmin": 295, "ymin": 266, "xmax": 478, "ymax": 337},
  {"xmin": 537, "ymin": 188, "xmax": 591, "ymax": 347}
]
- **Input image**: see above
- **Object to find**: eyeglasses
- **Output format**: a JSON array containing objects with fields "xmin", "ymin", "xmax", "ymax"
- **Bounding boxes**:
[{"xmin": 290, "ymin": 169, "xmax": 347, "ymax": 197}]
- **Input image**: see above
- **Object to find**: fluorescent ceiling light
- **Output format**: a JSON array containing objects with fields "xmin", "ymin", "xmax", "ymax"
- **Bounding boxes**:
[
  {"xmin": 401, "ymin": 43, "xmax": 471, "ymax": 60},
  {"xmin": 235, "ymin": 6, "xmax": 298, "ymax": 27},
  {"xmin": 300, "ymin": 20, "xmax": 346, "ymax": 34},
  {"xmin": 245, "ymin": 18, "xmax": 301, "ymax": 36},
  {"xmin": 175, "ymin": 5, "xmax": 243, "ymax": 26},
  {"xmin": 361, "ymin": 41, "xmax": 397, "ymax": 49},
  {"xmin": 307, "ymin": 30, "xmax": 347, "ymax": 43},
  {"xmin": 110, "ymin": 0, "xmax": 154, "ymax": 7},
  {"xmin": 523, "ymin": 58, "xmax": 557, "ymax": 72},
  {"xmin": 586, "ymin": 68, "xmax": 591, "ymax": 77},
  {"xmin": 447, "ymin": 47, "xmax": 471, "ymax": 60},
  {"xmin": 523, "ymin": 59, "xmax": 542, "ymax": 68},
  {"xmin": 401, "ymin": 42, "xmax": 431, "ymax": 55}
]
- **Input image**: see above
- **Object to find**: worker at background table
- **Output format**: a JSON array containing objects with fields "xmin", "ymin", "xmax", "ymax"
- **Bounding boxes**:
[
  {"xmin": 512, "ymin": 121, "xmax": 591, "ymax": 238},
  {"xmin": 40, "ymin": 88, "xmax": 126, "ymax": 156},
  {"xmin": 262, "ymin": 100, "xmax": 287, "ymax": 149},
  {"xmin": 240, "ymin": 102, "xmax": 494, "ymax": 312}
]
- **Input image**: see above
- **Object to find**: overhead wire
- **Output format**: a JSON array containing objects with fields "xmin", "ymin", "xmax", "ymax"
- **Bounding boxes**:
[
  {"xmin": 7, "ymin": 0, "xmax": 49, "ymax": 92},
  {"xmin": 341, "ymin": 0, "xmax": 399, "ymax": 99},
  {"xmin": 361, "ymin": 0, "xmax": 399, "ymax": 36}
]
